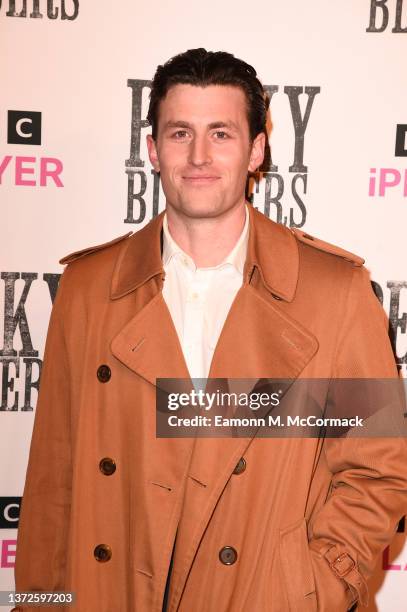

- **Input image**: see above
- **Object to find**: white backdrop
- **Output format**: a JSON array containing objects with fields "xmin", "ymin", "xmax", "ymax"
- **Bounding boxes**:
[{"xmin": 1, "ymin": 1, "xmax": 406, "ymax": 610}]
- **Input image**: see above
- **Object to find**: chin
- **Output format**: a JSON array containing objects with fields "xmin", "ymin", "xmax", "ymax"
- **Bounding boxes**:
[{"xmin": 178, "ymin": 200, "xmax": 226, "ymax": 218}]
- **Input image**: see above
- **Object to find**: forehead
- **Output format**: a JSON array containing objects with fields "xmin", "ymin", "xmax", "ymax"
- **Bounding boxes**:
[{"xmin": 158, "ymin": 84, "xmax": 248, "ymax": 127}]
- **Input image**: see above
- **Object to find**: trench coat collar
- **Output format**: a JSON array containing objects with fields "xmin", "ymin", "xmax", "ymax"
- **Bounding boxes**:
[{"xmin": 110, "ymin": 203, "xmax": 299, "ymax": 302}]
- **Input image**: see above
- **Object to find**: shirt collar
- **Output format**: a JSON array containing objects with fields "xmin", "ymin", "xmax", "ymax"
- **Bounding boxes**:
[
  {"xmin": 111, "ymin": 204, "xmax": 299, "ymax": 302},
  {"xmin": 162, "ymin": 204, "xmax": 249, "ymax": 275}
]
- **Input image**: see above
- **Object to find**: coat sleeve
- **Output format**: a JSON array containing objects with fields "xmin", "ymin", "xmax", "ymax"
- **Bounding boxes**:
[
  {"xmin": 308, "ymin": 264, "xmax": 407, "ymax": 611},
  {"xmin": 12, "ymin": 267, "xmax": 73, "ymax": 611}
]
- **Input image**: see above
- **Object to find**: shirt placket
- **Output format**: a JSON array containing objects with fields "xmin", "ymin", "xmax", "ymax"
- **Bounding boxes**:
[{"xmin": 182, "ymin": 265, "xmax": 213, "ymax": 381}]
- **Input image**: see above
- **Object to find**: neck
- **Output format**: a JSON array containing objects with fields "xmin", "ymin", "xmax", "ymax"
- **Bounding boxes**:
[{"xmin": 165, "ymin": 201, "xmax": 247, "ymax": 268}]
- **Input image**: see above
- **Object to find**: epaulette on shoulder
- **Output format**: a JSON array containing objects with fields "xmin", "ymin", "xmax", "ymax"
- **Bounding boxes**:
[
  {"xmin": 290, "ymin": 228, "xmax": 365, "ymax": 267},
  {"xmin": 59, "ymin": 231, "xmax": 133, "ymax": 265}
]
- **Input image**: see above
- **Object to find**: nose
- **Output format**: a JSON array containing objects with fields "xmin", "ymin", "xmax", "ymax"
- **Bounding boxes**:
[{"xmin": 188, "ymin": 134, "xmax": 211, "ymax": 167}]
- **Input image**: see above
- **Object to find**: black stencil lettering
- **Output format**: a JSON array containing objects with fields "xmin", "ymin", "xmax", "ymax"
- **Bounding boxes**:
[
  {"xmin": 392, "ymin": 0, "xmax": 407, "ymax": 32},
  {"xmin": 290, "ymin": 173, "xmax": 307, "ymax": 228},
  {"xmin": 387, "ymin": 281, "xmax": 407, "ymax": 364},
  {"xmin": 6, "ymin": 0, "xmax": 27, "ymax": 17},
  {"xmin": 47, "ymin": 0, "xmax": 58, "ymax": 19},
  {"xmin": 0, "ymin": 358, "xmax": 19, "ymax": 411},
  {"xmin": 263, "ymin": 173, "xmax": 284, "ymax": 223},
  {"xmin": 151, "ymin": 169, "xmax": 161, "ymax": 218},
  {"xmin": 29, "ymin": 0, "xmax": 43, "ymax": 18},
  {"xmin": 43, "ymin": 272, "xmax": 61, "ymax": 304},
  {"xmin": 126, "ymin": 79, "xmax": 152, "ymax": 168},
  {"xmin": 23, "ymin": 357, "xmax": 42, "ymax": 411},
  {"xmin": 125, "ymin": 169, "xmax": 147, "ymax": 224},
  {"xmin": 0, "ymin": 272, "xmax": 38, "ymax": 357},
  {"xmin": 61, "ymin": 0, "xmax": 79, "ymax": 20},
  {"xmin": 261, "ymin": 85, "xmax": 279, "ymax": 172},
  {"xmin": 366, "ymin": 0, "xmax": 389, "ymax": 32},
  {"xmin": 284, "ymin": 86, "xmax": 320, "ymax": 173}
]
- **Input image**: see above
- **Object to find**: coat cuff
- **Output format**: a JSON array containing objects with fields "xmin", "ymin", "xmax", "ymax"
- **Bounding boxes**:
[{"xmin": 309, "ymin": 539, "xmax": 369, "ymax": 607}]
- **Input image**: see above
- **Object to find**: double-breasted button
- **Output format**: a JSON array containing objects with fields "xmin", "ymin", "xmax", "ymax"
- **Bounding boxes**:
[
  {"xmin": 94, "ymin": 544, "xmax": 112, "ymax": 562},
  {"xmin": 219, "ymin": 546, "xmax": 238, "ymax": 565},
  {"xmin": 233, "ymin": 457, "xmax": 246, "ymax": 475},
  {"xmin": 97, "ymin": 364, "xmax": 111, "ymax": 383},
  {"xmin": 99, "ymin": 457, "xmax": 116, "ymax": 476}
]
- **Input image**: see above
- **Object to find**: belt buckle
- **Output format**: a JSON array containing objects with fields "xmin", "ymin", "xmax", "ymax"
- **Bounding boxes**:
[{"xmin": 331, "ymin": 552, "xmax": 356, "ymax": 578}]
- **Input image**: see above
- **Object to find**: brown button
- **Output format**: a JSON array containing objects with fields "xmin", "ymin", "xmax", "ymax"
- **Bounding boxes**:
[
  {"xmin": 233, "ymin": 457, "xmax": 246, "ymax": 475},
  {"xmin": 219, "ymin": 546, "xmax": 238, "ymax": 565},
  {"xmin": 271, "ymin": 293, "xmax": 282, "ymax": 300},
  {"xmin": 97, "ymin": 364, "xmax": 111, "ymax": 383},
  {"xmin": 94, "ymin": 543, "xmax": 112, "ymax": 562},
  {"xmin": 99, "ymin": 457, "xmax": 116, "ymax": 476}
]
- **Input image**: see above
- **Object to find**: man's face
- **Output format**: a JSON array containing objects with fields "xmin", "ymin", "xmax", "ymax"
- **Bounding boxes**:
[{"xmin": 147, "ymin": 84, "xmax": 265, "ymax": 219}]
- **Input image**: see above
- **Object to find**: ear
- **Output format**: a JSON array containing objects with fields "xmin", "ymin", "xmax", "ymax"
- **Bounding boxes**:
[
  {"xmin": 146, "ymin": 134, "xmax": 160, "ymax": 172},
  {"xmin": 248, "ymin": 131, "xmax": 265, "ymax": 173}
]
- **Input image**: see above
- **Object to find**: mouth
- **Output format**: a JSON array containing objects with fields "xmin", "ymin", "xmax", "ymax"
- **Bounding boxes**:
[{"xmin": 182, "ymin": 175, "xmax": 220, "ymax": 185}]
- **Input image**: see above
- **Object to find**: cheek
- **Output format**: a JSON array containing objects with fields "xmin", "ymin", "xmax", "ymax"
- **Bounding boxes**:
[
  {"xmin": 157, "ymin": 144, "xmax": 185, "ymax": 171},
  {"xmin": 217, "ymin": 150, "xmax": 250, "ymax": 177},
  {"xmin": 215, "ymin": 142, "xmax": 249, "ymax": 164},
  {"xmin": 158, "ymin": 161, "xmax": 182, "ymax": 182}
]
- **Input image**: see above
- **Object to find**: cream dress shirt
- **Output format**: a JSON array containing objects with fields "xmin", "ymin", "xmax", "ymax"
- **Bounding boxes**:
[{"xmin": 161, "ymin": 205, "xmax": 249, "ymax": 381}]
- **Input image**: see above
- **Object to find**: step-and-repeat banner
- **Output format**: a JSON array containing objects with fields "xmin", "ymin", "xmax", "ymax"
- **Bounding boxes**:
[{"xmin": 1, "ymin": 1, "xmax": 406, "ymax": 610}]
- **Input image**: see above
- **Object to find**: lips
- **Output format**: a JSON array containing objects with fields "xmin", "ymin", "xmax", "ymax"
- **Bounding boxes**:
[{"xmin": 182, "ymin": 175, "xmax": 220, "ymax": 183}]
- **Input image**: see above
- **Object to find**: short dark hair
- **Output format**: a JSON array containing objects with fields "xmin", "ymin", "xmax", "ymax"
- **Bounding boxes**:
[{"xmin": 147, "ymin": 48, "xmax": 268, "ymax": 141}]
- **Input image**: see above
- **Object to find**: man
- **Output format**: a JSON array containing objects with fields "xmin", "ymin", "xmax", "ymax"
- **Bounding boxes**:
[{"xmin": 13, "ymin": 48, "xmax": 407, "ymax": 611}]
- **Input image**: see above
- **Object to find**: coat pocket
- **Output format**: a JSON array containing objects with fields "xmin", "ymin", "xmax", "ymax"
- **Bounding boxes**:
[{"xmin": 279, "ymin": 517, "xmax": 317, "ymax": 612}]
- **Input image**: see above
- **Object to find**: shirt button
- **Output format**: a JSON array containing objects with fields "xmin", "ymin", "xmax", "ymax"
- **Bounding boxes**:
[{"xmin": 219, "ymin": 546, "xmax": 238, "ymax": 565}]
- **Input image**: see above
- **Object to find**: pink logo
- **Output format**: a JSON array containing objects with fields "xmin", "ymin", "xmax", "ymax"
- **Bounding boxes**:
[
  {"xmin": 0, "ymin": 539, "xmax": 16, "ymax": 568},
  {"xmin": 368, "ymin": 168, "xmax": 407, "ymax": 197},
  {"xmin": 382, "ymin": 544, "xmax": 407, "ymax": 571},
  {"xmin": 0, "ymin": 155, "xmax": 63, "ymax": 187}
]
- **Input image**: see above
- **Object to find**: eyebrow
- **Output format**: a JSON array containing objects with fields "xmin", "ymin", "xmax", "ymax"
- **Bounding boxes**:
[{"xmin": 163, "ymin": 120, "xmax": 240, "ymax": 131}]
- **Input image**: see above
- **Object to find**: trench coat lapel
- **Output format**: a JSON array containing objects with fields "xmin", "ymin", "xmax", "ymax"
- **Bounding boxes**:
[
  {"xmin": 206, "ymin": 203, "xmax": 319, "ymax": 386},
  {"xmin": 110, "ymin": 290, "xmax": 192, "ymax": 392},
  {"xmin": 110, "ymin": 211, "xmax": 193, "ymax": 392}
]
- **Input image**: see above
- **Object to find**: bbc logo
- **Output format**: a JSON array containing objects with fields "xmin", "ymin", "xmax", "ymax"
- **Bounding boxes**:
[
  {"xmin": 7, "ymin": 110, "xmax": 42, "ymax": 145},
  {"xmin": 0, "ymin": 497, "xmax": 20, "ymax": 528},
  {"xmin": 395, "ymin": 124, "xmax": 407, "ymax": 157}
]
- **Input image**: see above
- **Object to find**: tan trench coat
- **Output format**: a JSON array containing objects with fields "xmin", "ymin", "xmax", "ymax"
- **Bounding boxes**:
[{"xmin": 14, "ymin": 205, "xmax": 407, "ymax": 611}]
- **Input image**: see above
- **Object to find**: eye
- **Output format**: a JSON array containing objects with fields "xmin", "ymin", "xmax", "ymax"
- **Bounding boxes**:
[
  {"xmin": 213, "ymin": 131, "xmax": 229, "ymax": 140},
  {"xmin": 172, "ymin": 130, "xmax": 189, "ymax": 139}
]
